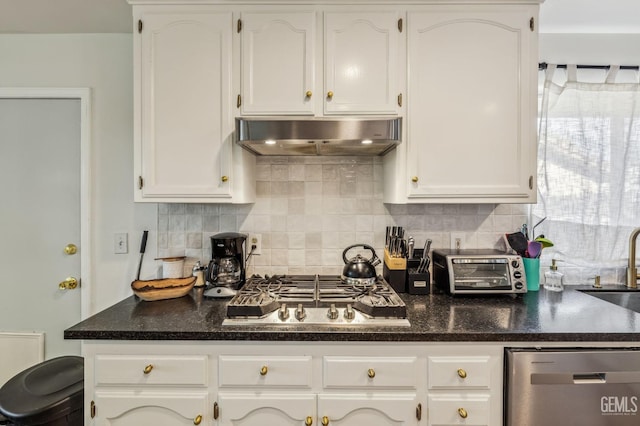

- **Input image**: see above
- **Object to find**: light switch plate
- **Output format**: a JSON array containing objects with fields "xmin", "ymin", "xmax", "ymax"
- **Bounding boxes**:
[{"xmin": 114, "ymin": 233, "xmax": 128, "ymax": 254}]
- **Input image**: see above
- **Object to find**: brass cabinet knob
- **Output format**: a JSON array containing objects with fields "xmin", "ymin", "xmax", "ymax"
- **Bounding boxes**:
[
  {"xmin": 221, "ymin": 175, "xmax": 229, "ymax": 182},
  {"xmin": 193, "ymin": 414, "xmax": 202, "ymax": 425},
  {"xmin": 458, "ymin": 407, "xmax": 468, "ymax": 419},
  {"xmin": 306, "ymin": 90, "xmax": 313, "ymax": 98},
  {"xmin": 321, "ymin": 416, "xmax": 329, "ymax": 426},
  {"xmin": 143, "ymin": 364, "xmax": 153, "ymax": 374},
  {"xmin": 305, "ymin": 416, "xmax": 313, "ymax": 426},
  {"xmin": 58, "ymin": 277, "xmax": 78, "ymax": 290},
  {"xmin": 64, "ymin": 244, "xmax": 77, "ymax": 255},
  {"xmin": 457, "ymin": 368, "xmax": 467, "ymax": 379},
  {"xmin": 327, "ymin": 91, "xmax": 334, "ymax": 99},
  {"xmin": 260, "ymin": 365, "xmax": 268, "ymax": 376},
  {"xmin": 367, "ymin": 368, "xmax": 375, "ymax": 378},
  {"xmin": 411, "ymin": 176, "xmax": 419, "ymax": 183}
]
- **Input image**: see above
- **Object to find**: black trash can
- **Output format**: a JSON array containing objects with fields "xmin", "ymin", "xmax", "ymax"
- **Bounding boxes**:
[{"xmin": 0, "ymin": 356, "xmax": 83, "ymax": 426}]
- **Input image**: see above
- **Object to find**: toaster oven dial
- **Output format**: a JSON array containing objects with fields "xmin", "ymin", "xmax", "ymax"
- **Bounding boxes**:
[
  {"xmin": 513, "ymin": 271, "xmax": 523, "ymax": 279},
  {"xmin": 515, "ymin": 282, "xmax": 524, "ymax": 290},
  {"xmin": 511, "ymin": 260, "xmax": 520, "ymax": 268}
]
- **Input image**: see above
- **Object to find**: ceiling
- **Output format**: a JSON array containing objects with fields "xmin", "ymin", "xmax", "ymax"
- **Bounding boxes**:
[{"xmin": 0, "ymin": 0, "xmax": 639, "ymax": 34}]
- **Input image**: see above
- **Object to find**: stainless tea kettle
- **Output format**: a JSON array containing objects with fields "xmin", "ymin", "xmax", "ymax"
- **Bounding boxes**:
[{"xmin": 341, "ymin": 244, "xmax": 381, "ymax": 286}]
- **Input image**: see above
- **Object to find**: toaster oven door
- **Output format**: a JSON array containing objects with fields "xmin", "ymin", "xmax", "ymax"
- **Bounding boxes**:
[{"xmin": 451, "ymin": 258, "xmax": 512, "ymax": 290}]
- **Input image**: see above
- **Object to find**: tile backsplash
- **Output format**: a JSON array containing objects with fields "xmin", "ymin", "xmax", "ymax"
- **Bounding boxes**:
[{"xmin": 157, "ymin": 156, "xmax": 528, "ymax": 276}]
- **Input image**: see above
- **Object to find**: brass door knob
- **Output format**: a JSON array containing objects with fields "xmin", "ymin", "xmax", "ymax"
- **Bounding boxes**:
[
  {"xmin": 143, "ymin": 364, "xmax": 153, "ymax": 374},
  {"xmin": 327, "ymin": 91, "xmax": 334, "ymax": 99},
  {"xmin": 305, "ymin": 416, "xmax": 313, "ymax": 426},
  {"xmin": 64, "ymin": 244, "xmax": 77, "ymax": 255},
  {"xmin": 321, "ymin": 416, "xmax": 329, "ymax": 426},
  {"xmin": 260, "ymin": 365, "xmax": 268, "ymax": 376},
  {"xmin": 458, "ymin": 407, "xmax": 468, "ymax": 419},
  {"xmin": 367, "ymin": 368, "xmax": 375, "ymax": 378},
  {"xmin": 58, "ymin": 277, "xmax": 78, "ymax": 290},
  {"xmin": 193, "ymin": 414, "xmax": 202, "ymax": 425},
  {"xmin": 457, "ymin": 368, "xmax": 467, "ymax": 379},
  {"xmin": 306, "ymin": 90, "xmax": 313, "ymax": 98},
  {"xmin": 411, "ymin": 176, "xmax": 419, "ymax": 183},
  {"xmin": 221, "ymin": 175, "xmax": 229, "ymax": 182}
]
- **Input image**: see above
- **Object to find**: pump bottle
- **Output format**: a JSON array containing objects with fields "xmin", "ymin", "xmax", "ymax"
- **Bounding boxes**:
[{"xmin": 544, "ymin": 259, "xmax": 564, "ymax": 292}]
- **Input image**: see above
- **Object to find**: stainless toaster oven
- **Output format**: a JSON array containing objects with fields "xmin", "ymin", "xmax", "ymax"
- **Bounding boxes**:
[{"xmin": 432, "ymin": 249, "xmax": 527, "ymax": 294}]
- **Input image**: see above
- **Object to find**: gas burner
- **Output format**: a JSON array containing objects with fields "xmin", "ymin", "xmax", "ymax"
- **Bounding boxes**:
[{"xmin": 223, "ymin": 274, "xmax": 409, "ymax": 327}]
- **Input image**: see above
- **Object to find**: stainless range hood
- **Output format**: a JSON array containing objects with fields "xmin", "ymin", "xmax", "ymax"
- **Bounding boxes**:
[{"xmin": 235, "ymin": 117, "xmax": 402, "ymax": 156}]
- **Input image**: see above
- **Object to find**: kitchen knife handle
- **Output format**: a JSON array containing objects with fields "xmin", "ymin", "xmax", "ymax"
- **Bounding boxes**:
[{"xmin": 140, "ymin": 230, "xmax": 149, "ymax": 254}]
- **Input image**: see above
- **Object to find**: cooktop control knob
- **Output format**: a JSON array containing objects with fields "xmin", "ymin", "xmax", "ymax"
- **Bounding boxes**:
[
  {"xmin": 295, "ymin": 303, "xmax": 306, "ymax": 321},
  {"xmin": 327, "ymin": 304, "xmax": 339, "ymax": 320},
  {"xmin": 278, "ymin": 303, "xmax": 289, "ymax": 321},
  {"xmin": 344, "ymin": 304, "xmax": 355, "ymax": 320}
]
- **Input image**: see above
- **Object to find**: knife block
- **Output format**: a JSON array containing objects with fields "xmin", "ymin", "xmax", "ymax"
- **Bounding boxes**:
[{"xmin": 383, "ymin": 248, "xmax": 406, "ymax": 293}]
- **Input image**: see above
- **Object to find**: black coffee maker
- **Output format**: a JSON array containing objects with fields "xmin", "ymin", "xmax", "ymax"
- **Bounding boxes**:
[{"xmin": 205, "ymin": 232, "xmax": 247, "ymax": 298}]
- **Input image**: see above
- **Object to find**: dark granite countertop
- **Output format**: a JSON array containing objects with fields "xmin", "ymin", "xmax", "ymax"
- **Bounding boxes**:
[{"xmin": 64, "ymin": 286, "xmax": 640, "ymax": 342}]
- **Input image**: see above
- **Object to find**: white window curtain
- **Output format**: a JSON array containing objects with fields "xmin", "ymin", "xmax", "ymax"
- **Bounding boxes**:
[{"xmin": 533, "ymin": 64, "xmax": 640, "ymax": 285}]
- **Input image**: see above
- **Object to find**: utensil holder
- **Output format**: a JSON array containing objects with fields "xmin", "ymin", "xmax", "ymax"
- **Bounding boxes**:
[{"xmin": 406, "ymin": 253, "xmax": 430, "ymax": 294}]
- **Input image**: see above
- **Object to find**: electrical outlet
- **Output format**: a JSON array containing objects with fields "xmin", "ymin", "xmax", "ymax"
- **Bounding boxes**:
[
  {"xmin": 114, "ymin": 232, "xmax": 128, "ymax": 254},
  {"xmin": 450, "ymin": 232, "xmax": 465, "ymax": 250},
  {"xmin": 249, "ymin": 233, "xmax": 262, "ymax": 255}
]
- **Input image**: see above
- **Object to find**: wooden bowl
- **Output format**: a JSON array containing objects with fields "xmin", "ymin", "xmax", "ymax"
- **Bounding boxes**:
[{"xmin": 131, "ymin": 277, "xmax": 196, "ymax": 301}]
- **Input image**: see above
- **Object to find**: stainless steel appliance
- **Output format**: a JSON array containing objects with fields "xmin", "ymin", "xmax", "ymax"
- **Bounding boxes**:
[
  {"xmin": 222, "ymin": 274, "xmax": 409, "ymax": 327},
  {"xmin": 205, "ymin": 232, "xmax": 247, "ymax": 298},
  {"xmin": 432, "ymin": 249, "xmax": 527, "ymax": 294},
  {"xmin": 505, "ymin": 348, "xmax": 640, "ymax": 425}
]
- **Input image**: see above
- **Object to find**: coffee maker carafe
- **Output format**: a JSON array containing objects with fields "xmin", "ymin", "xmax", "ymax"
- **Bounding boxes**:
[{"xmin": 205, "ymin": 232, "xmax": 247, "ymax": 298}]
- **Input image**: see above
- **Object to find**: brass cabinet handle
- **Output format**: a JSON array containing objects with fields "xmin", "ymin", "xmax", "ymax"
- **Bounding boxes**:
[
  {"xmin": 411, "ymin": 176, "xmax": 419, "ymax": 183},
  {"xmin": 327, "ymin": 91, "xmax": 334, "ymax": 99},
  {"xmin": 221, "ymin": 175, "xmax": 229, "ymax": 183},
  {"xmin": 367, "ymin": 368, "xmax": 375, "ymax": 378},
  {"xmin": 64, "ymin": 244, "xmax": 77, "ymax": 255},
  {"xmin": 306, "ymin": 90, "xmax": 313, "ymax": 98},
  {"xmin": 193, "ymin": 415, "xmax": 202, "ymax": 425},
  {"xmin": 143, "ymin": 364, "xmax": 153, "ymax": 374},
  {"xmin": 260, "ymin": 365, "xmax": 268, "ymax": 376},
  {"xmin": 322, "ymin": 416, "xmax": 329, "ymax": 426},
  {"xmin": 305, "ymin": 416, "xmax": 313, "ymax": 426},
  {"xmin": 458, "ymin": 407, "xmax": 468, "ymax": 419},
  {"xmin": 457, "ymin": 368, "xmax": 467, "ymax": 379},
  {"xmin": 59, "ymin": 277, "xmax": 78, "ymax": 290}
]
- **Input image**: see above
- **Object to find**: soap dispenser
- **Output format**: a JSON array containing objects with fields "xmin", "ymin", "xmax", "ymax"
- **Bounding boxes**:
[{"xmin": 544, "ymin": 259, "xmax": 564, "ymax": 292}]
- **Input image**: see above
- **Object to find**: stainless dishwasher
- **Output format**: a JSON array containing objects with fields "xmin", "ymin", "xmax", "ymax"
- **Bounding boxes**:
[{"xmin": 505, "ymin": 348, "xmax": 640, "ymax": 426}]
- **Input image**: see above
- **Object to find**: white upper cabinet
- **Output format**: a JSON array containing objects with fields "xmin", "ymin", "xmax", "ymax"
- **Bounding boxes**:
[
  {"xmin": 239, "ymin": 11, "xmax": 316, "ymax": 115},
  {"xmin": 324, "ymin": 12, "xmax": 402, "ymax": 115},
  {"xmin": 239, "ymin": 9, "xmax": 403, "ymax": 116},
  {"xmin": 400, "ymin": 6, "xmax": 538, "ymax": 203},
  {"xmin": 134, "ymin": 8, "xmax": 255, "ymax": 203}
]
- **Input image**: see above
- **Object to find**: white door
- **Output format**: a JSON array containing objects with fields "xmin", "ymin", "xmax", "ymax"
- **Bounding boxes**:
[
  {"xmin": 217, "ymin": 393, "xmax": 316, "ymax": 425},
  {"xmin": 318, "ymin": 394, "xmax": 419, "ymax": 425},
  {"xmin": 0, "ymin": 89, "xmax": 89, "ymax": 360}
]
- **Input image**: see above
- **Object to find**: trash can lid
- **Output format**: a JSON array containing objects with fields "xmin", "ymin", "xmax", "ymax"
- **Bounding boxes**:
[{"xmin": 0, "ymin": 356, "xmax": 83, "ymax": 425}]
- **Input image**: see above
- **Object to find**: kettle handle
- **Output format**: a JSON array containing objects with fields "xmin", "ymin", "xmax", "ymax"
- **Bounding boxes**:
[{"xmin": 342, "ymin": 244, "xmax": 379, "ymax": 265}]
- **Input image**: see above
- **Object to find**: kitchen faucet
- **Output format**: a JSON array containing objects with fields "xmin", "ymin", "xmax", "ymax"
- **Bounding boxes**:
[{"xmin": 628, "ymin": 227, "xmax": 640, "ymax": 289}]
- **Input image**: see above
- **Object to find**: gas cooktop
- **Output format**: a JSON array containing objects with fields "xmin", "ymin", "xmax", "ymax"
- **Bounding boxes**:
[{"xmin": 222, "ymin": 275, "xmax": 409, "ymax": 327}]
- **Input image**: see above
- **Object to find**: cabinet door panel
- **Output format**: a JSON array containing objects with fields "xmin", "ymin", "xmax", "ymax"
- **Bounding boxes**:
[
  {"xmin": 323, "ymin": 356, "xmax": 418, "ymax": 389},
  {"xmin": 325, "ymin": 12, "xmax": 401, "ymax": 115},
  {"xmin": 318, "ymin": 394, "xmax": 419, "ymax": 426},
  {"xmin": 427, "ymin": 393, "xmax": 491, "ymax": 426},
  {"xmin": 241, "ymin": 12, "xmax": 315, "ymax": 115},
  {"xmin": 407, "ymin": 8, "xmax": 536, "ymax": 202},
  {"xmin": 94, "ymin": 390, "xmax": 208, "ymax": 426},
  {"xmin": 218, "ymin": 393, "xmax": 316, "ymax": 425},
  {"xmin": 139, "ymin": 12, "xmax": 232, "ymax": 198}
]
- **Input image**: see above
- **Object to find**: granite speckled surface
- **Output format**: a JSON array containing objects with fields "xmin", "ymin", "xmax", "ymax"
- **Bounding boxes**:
[{"xmin": 64, "ymin": 287, "xmax": 640, "ymax": 342}]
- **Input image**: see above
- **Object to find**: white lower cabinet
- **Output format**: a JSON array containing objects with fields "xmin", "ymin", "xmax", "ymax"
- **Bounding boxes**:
[{"xmin": 84, "ymin": 343, "xmax": 502, "ymax": 426}]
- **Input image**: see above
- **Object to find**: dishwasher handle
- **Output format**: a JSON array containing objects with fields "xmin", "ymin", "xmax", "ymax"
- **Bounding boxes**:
[{"xmin": 532, "ymin": 371, "xmax": 640, "ymax": 385}]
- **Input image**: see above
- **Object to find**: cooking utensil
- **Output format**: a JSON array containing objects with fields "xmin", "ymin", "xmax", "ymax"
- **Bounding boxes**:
[
  {"xmin": 135, "ymin": 230, "xmax": 149, "ymax": 281},
  {"xmin": 342, "ymin": 244, "xmax": 381, "ymax": 285},
  {"xmin": 526, "ymin": 241, "xmax": 542, "ymax": 258},
  {"xmin": 407, "ymin": 236, "xmax": 415, "ymax": 259},
  {"xmin": 506, "ymin": 232, "xmax": 528, "ymax": 257},
  {"xmin": 534, "ymin": 236, "xmax": 554, "ymax": 248},
  {"xmin": 532, "ymin": 217, "xmax": 547, "ymax": 239}
]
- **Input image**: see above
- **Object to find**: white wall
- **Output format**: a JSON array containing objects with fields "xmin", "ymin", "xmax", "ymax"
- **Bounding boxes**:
[{"xmin": 0, "ymin": 34, "xmax": 157, "ymax": 315}]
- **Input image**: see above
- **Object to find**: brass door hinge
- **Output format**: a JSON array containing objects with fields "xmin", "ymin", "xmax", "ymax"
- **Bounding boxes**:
[
  {"xmin": 397, "ymin": 18, "xmax": 403, "ymax": 33},
  {"xmin": 237, "ymin": 19, "xmax": 242, "ymax": 33},
  {"xmin": 529, "ymin": 175, "xmax": 534, "ymax": 190},
  {"xmin": 138, "ymin": 176, "xmax": 144, "ymax": 190},
  {"xmin": 138, "ymin": 19, "xmax": 143, "ymax": 33},
  {"xmin": 530, "ymin": 17, "xmax": 535, "ymax": 31},
  {"xmin": 416, "ymin": 403, "xmax": 422, "ymax": 421},
  {"xmin": 237, "ymin": 94, "xmax": 242, "ymax": 108},
  {"xmin": 397, "ymin": 93, "xmax": 402, "ymax": 107},
  {"xmin": 213, "ymin": 402, "xmax": 219, "ymax": 419},
  {"xmin": 91, "ymin": 400, "xmax": 96, "ymax": 418}
]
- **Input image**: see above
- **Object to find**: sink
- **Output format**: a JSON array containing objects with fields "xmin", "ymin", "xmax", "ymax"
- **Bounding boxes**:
[{"xmin": 581, "ymin": 290, "xmax": 640, "ymax": 313}]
